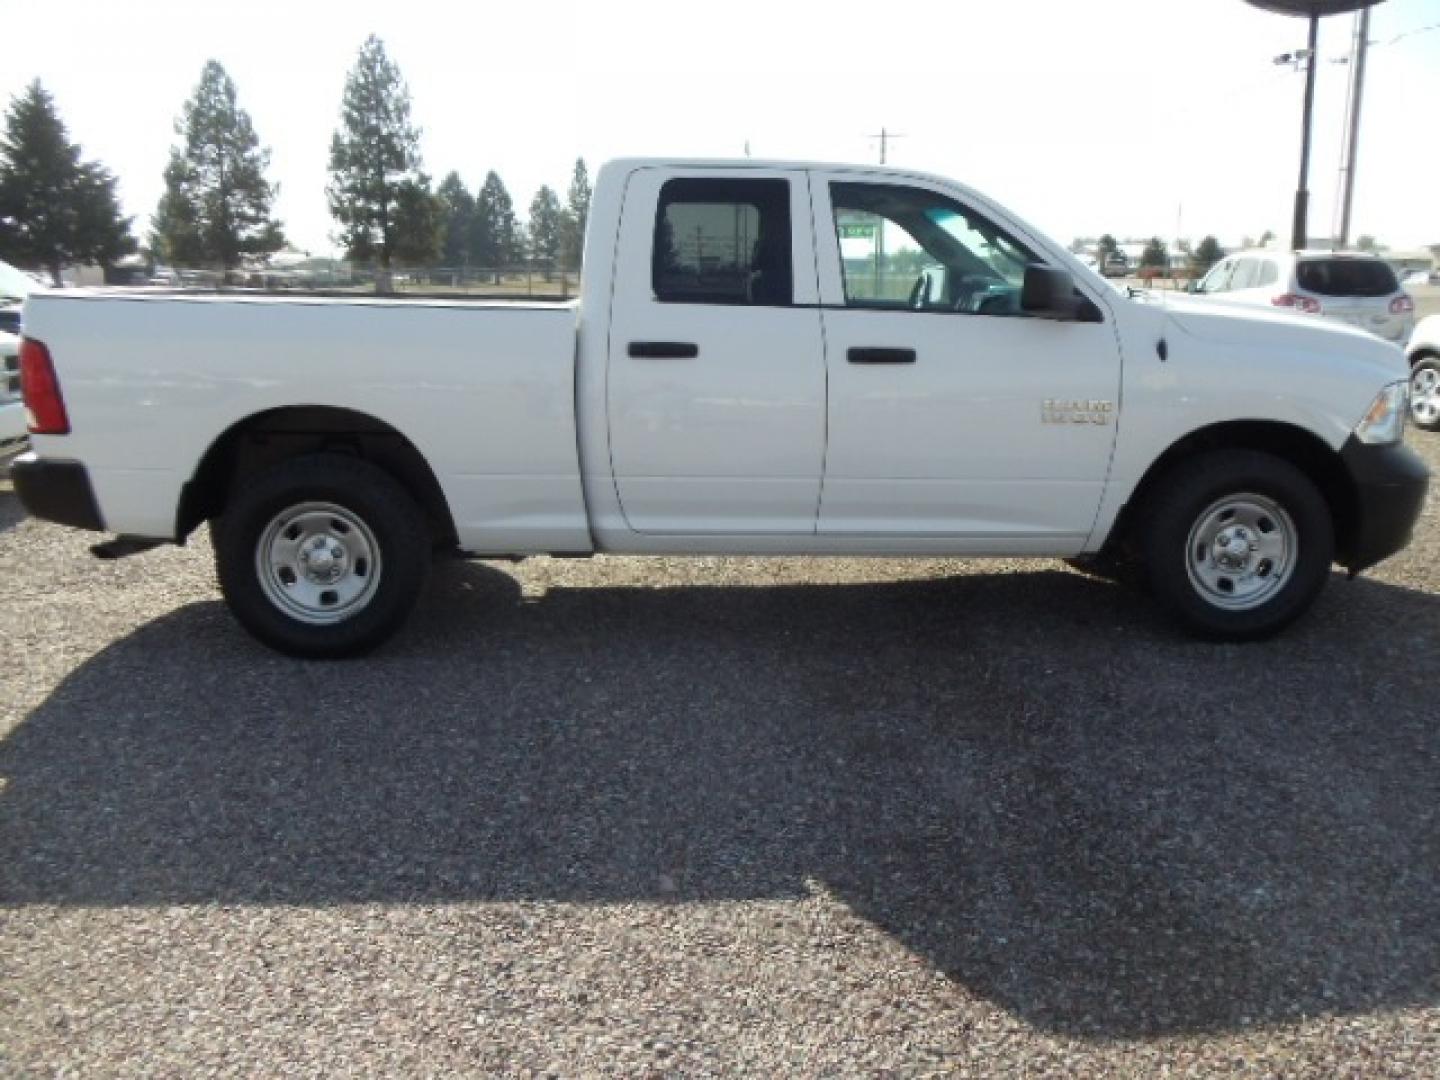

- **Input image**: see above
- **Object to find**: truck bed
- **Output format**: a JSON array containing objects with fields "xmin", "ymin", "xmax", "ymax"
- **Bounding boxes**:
[{"xmin": 20, "ymin": 290, "xmax": 592, "ymax": 553}]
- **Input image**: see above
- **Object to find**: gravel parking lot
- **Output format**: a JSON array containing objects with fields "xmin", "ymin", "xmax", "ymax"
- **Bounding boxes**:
[{"xmin": 2, "ymin": 429, "xmax": 1438, "ymax": 1076}]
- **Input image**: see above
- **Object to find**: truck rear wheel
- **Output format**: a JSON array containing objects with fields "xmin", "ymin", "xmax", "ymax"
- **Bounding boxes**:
[
  {"xmin": 1140, "ymin": 450, "xmax": 1334, "ymax": 641},
  {"xmin": 214, "ymin": 454, "xmax": 429, "ymax": 658}
]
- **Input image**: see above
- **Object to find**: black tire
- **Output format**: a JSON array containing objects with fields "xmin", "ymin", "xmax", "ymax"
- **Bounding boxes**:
[
  {"xmin": 214, "ymin": 453, "xmax": 429, "ymax": 658},
  {"xmin": 1410, "ymin": 355, "xmax": 1440, "ymax": 432},
  {"xmin": 1140, "ymin": 450, "xmax": 1334, "ymax": 641}
]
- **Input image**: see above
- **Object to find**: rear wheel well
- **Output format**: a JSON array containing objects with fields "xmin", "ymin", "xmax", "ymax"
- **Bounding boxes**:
[
  {"xmin": 1107, "ymin": 421, "xmax": 1359, "ymax": 566},
  {"xmin": 176, "ymin": 407, "xmax": 457, "ymax": 548},
  {"xmin": 1412, "ymin": 348, "xmax": 1439, "ymax": 367}
]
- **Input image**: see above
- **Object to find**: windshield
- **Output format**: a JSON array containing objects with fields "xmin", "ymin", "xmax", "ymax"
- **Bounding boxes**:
[{"xmin": 0, "ymin": 259, "xmax": 34, "ymax": 300}]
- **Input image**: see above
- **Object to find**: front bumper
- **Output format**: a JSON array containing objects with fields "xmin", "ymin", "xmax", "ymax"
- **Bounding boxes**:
[
  {"xmin": 1339, "ymin": 435, "xmax": 1430, "ymax": 573},
  {"xmin": 9, "ymin": 454, "xmax": 105, "ymax": 531}
]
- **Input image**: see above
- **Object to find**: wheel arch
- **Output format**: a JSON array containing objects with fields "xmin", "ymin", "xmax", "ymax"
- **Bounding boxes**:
[
  {"xmin": 175, "ymin": 405, "xmax": 458, "ymax": 547},
  {"xmin": 1107, "ymin": 419, "xmax": 1361, "ymax": 566}
]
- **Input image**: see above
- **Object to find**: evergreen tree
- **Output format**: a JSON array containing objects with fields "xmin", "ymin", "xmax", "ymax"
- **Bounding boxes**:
[
  {"xmin": 0, "ymin": 80, "xmax": 134, "ymax": 283},
  {"xmin": 471, "ymin": 171, "xmax": 519, "ymax": 271},
  {"xmin": 151, "ymin": 61, "xmax": 284, "ymax": 269},
  {"xmin": 436, "ymin": 170, "xmax": 474, "ymax": 266},
  {"xmin": 561, "ymin": 157, "xmax": 591, "ymax": 270},
  {"xmin": 528, "ymin": 184, "xmax": 563, "ymax": 274},
  {"xmin": 327, "ymin": 35, "xmax": 424, "ymax": 276},
  {"xmin": 1191, "ymin": 235, "xmax": 1225, "ymax": 273},
  {"xmin": 1140, "ymin": 237, "xmax": 1169, "ymax": 269},
  {"xmin": 391, "ymin": 175, "xmax": 441, "ymax": 266}
]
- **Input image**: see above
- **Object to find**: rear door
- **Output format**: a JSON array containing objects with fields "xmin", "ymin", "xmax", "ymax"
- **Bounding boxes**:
[
  {"xmin": 606, "ymin": 169, "xmax": 826, "ymax": 534},
  {"xmin": 811, "ymin": 174, "xmax": 1121, "ymax": 546}
]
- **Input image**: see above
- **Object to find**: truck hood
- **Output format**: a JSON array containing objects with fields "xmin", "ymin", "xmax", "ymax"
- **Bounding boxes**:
[{"xmin": 1154, "ymin": 291, "xmax": 1408, "ymax": 382}]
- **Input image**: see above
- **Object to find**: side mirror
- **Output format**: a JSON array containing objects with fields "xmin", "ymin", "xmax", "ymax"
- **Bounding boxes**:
[{"xmin": 1021, "ymin": 264, "xmax": 1080, "ymax": 319}]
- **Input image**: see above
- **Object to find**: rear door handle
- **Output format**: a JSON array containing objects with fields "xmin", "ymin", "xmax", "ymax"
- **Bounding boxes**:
[
  {"xmin": 847, "ymin": 347, "xmax": 916, "ymax": 364},
  {"xmin": 628, "ymin": 341, "xmax": 699, "ymax": 359}
]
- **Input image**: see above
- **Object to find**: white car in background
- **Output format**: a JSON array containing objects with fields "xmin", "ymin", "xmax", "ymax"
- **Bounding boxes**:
[
  {"xmin": 1191, "ymin": 250, "xmax": 1414, "ymax": 345},
  {"xmin": 1, "ymin": 330, "xmax": 26, "ymax": 470},
  {"xmin": 0, "ymin": 260, "xmax": 32, "ymax": 469},
  {"xmin": 1407, "ymin": 315, "xmax": 1440, "ymax": 432}
]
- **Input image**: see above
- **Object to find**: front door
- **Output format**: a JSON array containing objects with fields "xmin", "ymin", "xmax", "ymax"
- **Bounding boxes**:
[
  {"xmin": 812, "ymin": 176, "xmax": 1121, "ymax": 547},
  {"xmin": 606, "ymin": 169, "xmax": 826, "ymax": 534}
]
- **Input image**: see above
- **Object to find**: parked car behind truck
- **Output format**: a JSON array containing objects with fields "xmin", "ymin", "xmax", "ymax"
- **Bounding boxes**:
[
  {"xmin": 1190, "ymin": 249, "xmax": 1415, "ymax": 345},
  {"xmin": 1408, "ymin": 314, "xmax": 1440, "ymax": 432},
  {"xmin": 11, "ymin": 158, "xmax": 1429, "ymax": 656}
]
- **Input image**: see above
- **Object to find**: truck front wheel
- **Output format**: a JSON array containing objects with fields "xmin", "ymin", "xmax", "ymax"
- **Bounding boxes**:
[
  {"xmin": 214, "ymin": 454, "xmax": 429, "ymax": 658},
  {"xmin": 1141, "ymin": 450, "xmax": 1334, "ymax": 641}
]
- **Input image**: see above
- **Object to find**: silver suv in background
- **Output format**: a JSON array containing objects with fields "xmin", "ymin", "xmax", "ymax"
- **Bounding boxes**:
[{"xmin": 1191, "ymin": 250, "xmax": 1414, "ymax": 344}]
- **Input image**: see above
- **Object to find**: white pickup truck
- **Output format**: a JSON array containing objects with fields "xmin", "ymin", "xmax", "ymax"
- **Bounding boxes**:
[{"xmin": 12, "ymin": 158, "xmax": 1429, "ymax": 657}]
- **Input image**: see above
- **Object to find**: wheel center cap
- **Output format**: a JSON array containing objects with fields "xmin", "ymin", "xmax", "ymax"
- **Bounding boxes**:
[
  {"xmin": 1214, "ymin": 526, "xmax": 1256, "ymax": 571},
  {"xmin": 299, "ymin": 536, "xmax": 347, "ymax": 582}
]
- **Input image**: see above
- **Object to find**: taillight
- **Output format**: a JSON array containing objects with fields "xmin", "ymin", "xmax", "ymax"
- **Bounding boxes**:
[
  {"xmin": 1272, "ymin": 293, "xmax": 1322, "ymax": 314},
  {"xmin": 1390, "ymin": 294, "xmax": 1414, "ymax": 315},
  {"xmin": 18, "ymin": 337, "xmax": 70, "ymax": 435}
]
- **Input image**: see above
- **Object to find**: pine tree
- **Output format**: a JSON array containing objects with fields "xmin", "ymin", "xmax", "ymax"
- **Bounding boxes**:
[
  {"xmin": 528, "ymin": 185, "xmax": 563, "ymax": 276},
  {"xmin": 151, "ymin": 61, "xmax": 284, "ymax": 270},
  {"xmin": 436, "ymin": 171, "xmax": 474, "ymax": 267},
  {"xmin": 1191, "ymin": 236, "xmax": 1224, "ymax": 273},
  {"xmin": 0, "ymin": 80, "xmax": 135, "ymax": 283},
  {"xmin": 561, "ymin": 157, "xmax": 591, "ymax": 270},
  {"xmin": 327, "ymin": 35, "xmax": 424, "ymax": 278},
  {"xmin": 471, "ymin": 171, "xmax": 519, "ymax": 273},
  {"xmin": 391, "ymin": 176, "xmax": 441, "ymax": 266}
]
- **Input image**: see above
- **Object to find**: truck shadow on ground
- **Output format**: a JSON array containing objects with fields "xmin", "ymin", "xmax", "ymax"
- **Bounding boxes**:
[
  {"xmin": 3, "ymin": 561, "xmax": 1438, "ymax": 1039},
  {"xmin": 0, "ymin": 487, "xmax": 25, "ymax": 534}
]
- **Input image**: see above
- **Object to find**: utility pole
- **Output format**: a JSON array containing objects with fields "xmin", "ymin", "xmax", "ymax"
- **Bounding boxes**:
[
  {"xmin": 863, "ymin": 127, "xmax": 905, "ymax": 298},
  {"xmin": 1336, "ymin": 6, "xmax": 1370, "ymax": 248},
  {"xmin": 1292, "ymin": 13, "xmax": 1320, "ymax": 250},
  {"xmin": 867, "ymin": 127, "xmax": 905, "ymax": 165}
]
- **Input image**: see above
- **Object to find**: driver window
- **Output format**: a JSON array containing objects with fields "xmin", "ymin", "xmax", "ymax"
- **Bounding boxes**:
[{"xmin": 831, "ymin": 182, "xmax": 1040, "ymax": 315}]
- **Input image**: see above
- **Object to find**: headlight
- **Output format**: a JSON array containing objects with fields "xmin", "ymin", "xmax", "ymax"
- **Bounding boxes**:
[{"xmin": 1354, "ymin": 380, "xmax": 1408, "ymax": 445}]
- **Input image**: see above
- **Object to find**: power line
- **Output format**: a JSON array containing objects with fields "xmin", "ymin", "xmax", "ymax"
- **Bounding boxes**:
[{"xmin": 1376, "ymin": 20, "xmax": 1440, "ymax": 46}]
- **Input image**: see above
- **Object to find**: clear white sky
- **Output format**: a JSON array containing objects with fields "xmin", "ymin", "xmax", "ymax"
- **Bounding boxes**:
[{"xmin": 3, "ymin": 0, "xmax": 1438, "ymax": 255}]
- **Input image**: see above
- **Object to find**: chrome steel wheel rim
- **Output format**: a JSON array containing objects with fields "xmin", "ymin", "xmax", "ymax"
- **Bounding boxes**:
[
  {"xmin": 256, "ymin": 501, "xmax": 382, "ymax": 625},
  {"xmin": 1412, "ymin": 365, "xmax": 1440, "ymax": 426},
  {"xmin": 1184, "ymin": 493, "xmax": 1297, "ymax": 612}
]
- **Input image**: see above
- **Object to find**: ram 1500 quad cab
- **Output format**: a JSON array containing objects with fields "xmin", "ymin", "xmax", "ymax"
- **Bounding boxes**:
[{"xmin": 11, "ymin": 159, "xmax": 1430, "ymax": 656}]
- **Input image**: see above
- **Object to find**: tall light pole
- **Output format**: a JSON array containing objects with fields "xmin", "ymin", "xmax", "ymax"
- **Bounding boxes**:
[
  {"xmin": 1336, "ymin": 6, "xmax": 1371, "ymax": 248},
  {"xmin": 1243, "ymin": 1, "xmax": 1385, "ymax": 250}
]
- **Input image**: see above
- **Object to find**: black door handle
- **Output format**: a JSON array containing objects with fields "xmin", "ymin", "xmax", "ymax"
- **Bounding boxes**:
[
  {"xmin": 847, "ymin": 347, "xmax": 916, "ymax": 364},
  {"xmin": 628, "ymin": 341, "xmax": 699, "ymax": 359}
]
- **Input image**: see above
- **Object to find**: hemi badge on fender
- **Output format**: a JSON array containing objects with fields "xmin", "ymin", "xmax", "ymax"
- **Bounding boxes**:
[{"xmin": 1042, "ymin": 399, "xmax": 1114, "ymax": 425}]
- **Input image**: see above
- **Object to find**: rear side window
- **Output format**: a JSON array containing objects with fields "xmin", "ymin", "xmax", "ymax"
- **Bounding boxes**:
[
  {"xmin": 1256, "ymin": 260, "xmax": 1279, "ymax": 288},
  {"xmin": 1296, "ymin": 258, "xmax": 1399, "ymax": 297},
  {"xmin": 652, "ymin": 178, "xmax": 793, "ymax": 306}
]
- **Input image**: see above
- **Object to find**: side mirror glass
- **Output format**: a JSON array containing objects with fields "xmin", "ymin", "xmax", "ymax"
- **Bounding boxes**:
[{"xmin": 1021, "ymin": 264, "xmax": 1079, "ymax": 319}]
